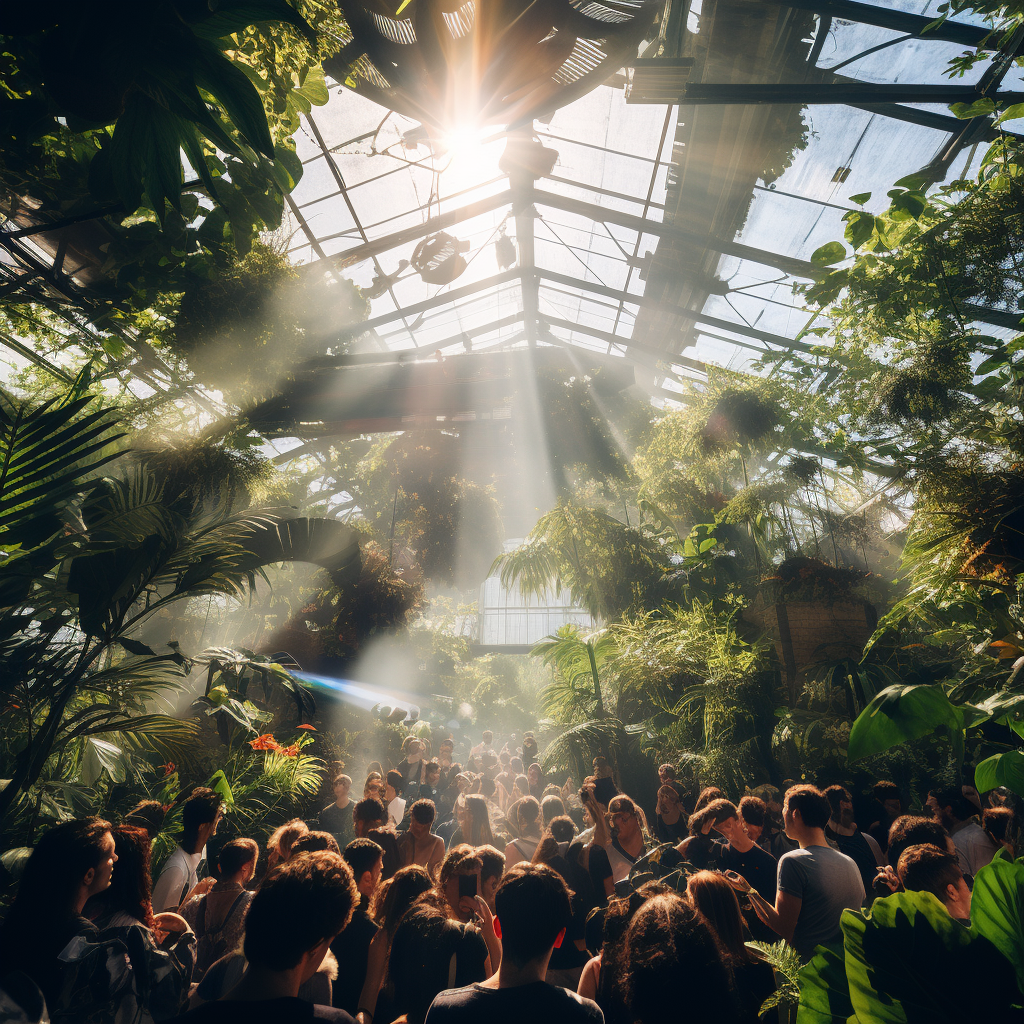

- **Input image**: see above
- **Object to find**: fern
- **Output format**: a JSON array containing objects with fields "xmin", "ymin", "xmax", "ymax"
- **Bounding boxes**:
[{"xmin": 747, "ymin": 940, "xmax": 801, "ymax": 1019}]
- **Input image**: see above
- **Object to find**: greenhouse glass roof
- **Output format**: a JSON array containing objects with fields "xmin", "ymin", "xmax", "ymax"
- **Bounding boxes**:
[{"xmin": 268, "ymin": 0, "xmax": 1024, "ymax": 413}]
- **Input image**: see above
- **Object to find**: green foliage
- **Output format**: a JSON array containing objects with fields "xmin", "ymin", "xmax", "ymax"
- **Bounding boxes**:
[
  {"xmin": 748, "ymin": 939, "xmax": 803, "ymax": 1020},
  {"xmin": 848, "ymin": 684, "xmax": 963, "ymax": 761},
  {"xmin": 797, "ymin": 943, "xmax": 852, "ymax": 1024}
]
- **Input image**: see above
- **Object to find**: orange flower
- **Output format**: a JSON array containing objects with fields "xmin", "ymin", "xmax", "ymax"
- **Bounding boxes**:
[
  {"xmin": 249, "ymin": 733, "xmax": 281, "ymax": 751},
  {"xmin": 297, "ymin": 724, "xmax": 316, "ymax": 731},
  {"xmin": 280, "ymin": 744, "xmax": 300, "ymax": 757}
]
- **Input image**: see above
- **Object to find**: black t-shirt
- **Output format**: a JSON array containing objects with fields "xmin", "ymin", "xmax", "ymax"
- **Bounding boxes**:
[
  {"xmin": 654, "ymin": 814, "xmax": 688, "ymax": 844},
  {"xmin": 825, "ymin": 825, "xmax": 878, "ymax": 897},
  {"xmin": 318, "ymin": 802, "xmax": 355, "ymax": 850},
  {"xmin": 329, "ymin": 897, "xmax": 379, "ymax": 1014},
  {"xmin": 170, "ymin": 998, "xmax": 354, "ymax": 1023},
  {"xmin": 719, "ymin": 841, "xmax": 778, "ymax": 902},
  {"xmin": 425, "ymin": 982, "xmax": 604, "ymax": 1023}
]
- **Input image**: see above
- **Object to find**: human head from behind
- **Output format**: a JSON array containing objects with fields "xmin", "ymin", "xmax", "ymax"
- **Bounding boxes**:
[
  {"xmin": 385, "ymin": 903, "xmax": 488, "ymax": 1024},
  {"xmin": 624, "ymin": 892, "xmax": 738, "ymax": 1024},
  {"xmin": 693, "ymin": 786, "xmax": 725, "ymax": 814},
  {"xmin": 344, "ymin": 837, "xmax": 384, "ymax": 900},
  {"xmin": 658, "ymin": 763, "xmax": 677, "ymax": 785},
  {"xmin": 783, "ymin": 785, "xmax": 831, "ymax": 840},
  {"xmin": 927, "ymin": 787, "xmax": 977, "ymax": 830},
  {"xmin": 0, "ymin": 818, "xmax": 117, "ymax": 998},
  {"xmin": 823, "ymin": 784, "xmax": 856, "ymax": 828},
  {"xmin": 477, "ymin": 845, "xmax": 505, "ymax": 912},
  {"xmin": 685, "ymin": 870, "xmax": 751, "ymax": 962},
  {"xmin": 493, "ymin": 863, "xmax": 572, "ymax": 971},
  {"xmin": 290, "ymin": 831, "xmax": 341, "ymax": 857},
  {"xmin": 218, "ymin": 837, "xmax": 259, "ymax": 883},
  {"xmin": 738, "ymin": 795, "xmax": 767, "ymax": 842},
  {"xmin": 409, "ymin": 799, "xmax": 436, "ymax": 841},
  {"xmin": 374, "ymin": 864, "xmax": 433, "ymax": 939},
  {"xmin": 438, "ymin": 844, "xmax": 483, "ymax": 923},
  {"xmin": 124, "ymin": 799, "xmax": 166, "ymax": 839},
  {"xmin": 897, "ymin": 844, "xmax": 971, "ymax": 920},
  {"xmin": 527, "ymin": 763, "xmax": 543, "ymax": 789},
  {"xmin": 517, "ymin": 796, "xmax": 542, "ymax": 838},
  {"xmin": 333, "ymin": 773, "xmax": 352, "ymax": 805},
  {"xmin": 406, "ymin": 739, "xmax": 425, "ymax": 763},
  {"xmin": 886, "ymin": 815, "xmax": 955, "ymax": 867},
  {"xmin": 386, "ymin": 769, "xmax": 405, "ymax": 804},
  {"xmin": 353, "ymin": 796, "xmax": 387, "ymax": 838},
  {"xmin": 608, "ymin": 795, "xmax": 643, "ymax": 843},
  {"xmin": 984, "ymin": 805, "xmax": 1015, "ymax": 857},
  {"xmin": 548, "ymin": 815, "xmax": 576, "ymax": 844},
  {"xmin": 181, "ymin": 786, "xmax": 223, "ymax": 855},
  {"xmin": 244, "ymin": 851, "xmax": 357, "ymax": 987},
  {"xmin": 457, "ymin": 794, "xmax": 494, "ymax": 846},
  {"xmin": 267, "ymin": 818, "xmax": 308, "ymax": 869},
  {"xmin": 541, "ymin": 794, "xmax": 566, "ymax": 826}
]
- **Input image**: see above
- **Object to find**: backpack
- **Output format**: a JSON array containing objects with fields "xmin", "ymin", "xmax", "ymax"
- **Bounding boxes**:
[{"xmin": 193, "ymin": 891, "xmax": 248, "ymax": 977}]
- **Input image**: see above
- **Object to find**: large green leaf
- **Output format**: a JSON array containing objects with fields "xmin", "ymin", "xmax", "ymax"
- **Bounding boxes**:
[
  {"xmin": 109, "ymin": 91, "xmax": 186, "ymax": 215},
  {"xmin": 192, "ymin": 0, "xmax": 317, "ymax": 45},
  {"xmin": 797, "ymin": 943, "xmax": 853, "ymax": 1024},
  {"xmin": 847, "ymin": 683, "xmax": 962, "ymax": 760},
  {"xmin": 842, "ymin": 892, "xmax": 1020, "ymax": 1022},
  {"xmin": 971, "ymin": 852, "xmax": 1024, "ymax": 993},
  {"xmin": 975, "ymin": 750, "xmax": 1024, "ymax": 796}
]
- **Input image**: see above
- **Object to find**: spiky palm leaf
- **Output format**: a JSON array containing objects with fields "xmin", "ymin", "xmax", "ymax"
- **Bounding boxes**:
[{"xmin": 0, "ymin": 366, "xmax": 125, "ymax": 551}]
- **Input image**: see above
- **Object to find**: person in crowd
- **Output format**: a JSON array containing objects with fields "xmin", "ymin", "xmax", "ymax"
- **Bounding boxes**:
[
  {"xmin": 733, "ymin": 785, "xmax": 864, "ymax": 960},
  {"xmin": 292, "ymin": 831, "xmax": 342, "ymax": 856},
  {"xmin": 927, "ymin": 786, "xmax": 999, "ymax": 877},
  {"xmin": 867, "ymin": 780, "xmax": 904, "ymax": 853},
  {"xmin": 380, "ymin": 903, "xmax": 490, "ymax": 1024},
  {"xmin": 425, "ymin": 863, "xmax": 603, "ymax": 1023},
  {"xmin": 419, "ymin": 761, "xmax": 445, "ymax": 811},
  {"xmin": 364, "ymin": 772, "xmax": 383, "ymax": 798},
  {"xmin": 678, "ymin": 798, "xmax": 778, "ymax": 905},
  {"xmin": 355, "ymin": 865, "xmax": 434, "ymax": 1024},
  {"xmin": 750, "ymin": 785, "xmax": 797, "ymax": 857},
  {"xmin": 331, "ymin": 839, "xmax": 384, "ymax": 1015},
  {"xmin": 594, "ymin": 795, "xmax": 647, "ymax": 890},
  {"xmin": 494, "ymin": 752, "xmax": 514, "ymax": 796},
  {"xmin": 897, "ymin": 844, "xmax": 972, "ymax": 921},
  {"xmin": 83, "ymin": 823, "xmax": 196, "ymax": 1016},
  {"xmin": 885, "ymin": 814, "xmax": 956, "ymax": 868},
  {"xmin": 823, "ymin": 784, "xmax": 885, "ymax": 897},
  {"xmin": 549, "ymin": 815, "xmax": 578, "ymax": 845},
  {"xmin": 400, "ymin": 739, "xmax": 428, "ymax": 790},
  {"xmin": 686, "ymin": 871, "xmax": 775, "ymax": 1022},
  {"xmin": 153, "ymin": 787, "xmax": 223, "ymax": 912},
  {"xmin": 984, "ymin": 804, "xmax": 1015, "ymax": 858},
  {"xmin": 521, "ymin": 733, "xmax": 539, "ymax": 767},
  {"xmin": 398, "ymin": 799, "xmax": 445, "ymax": 878},
  {"xmin": 505, "ymin": 796, "xmax": 543, "ymax": 866},
  {"xmin": 0, "ymin": 818, "xmax": 140, "ymax": 1017},
  {"xmin": 657, "ymin": 764, "xmax": 683, "ymax": 802},
  {"xmin": 527, "ymin": 763, "xmax": 545, "ymax": 799},
  {"xmin": 693, "ymin": 785, "xmax": 724, "ymax": 813},
  {"xmin": 180, "ymin": 838, "xmax": 258, "ymax": 981},
  {"xmin": 653, "ymin": 784, "xmax": 687, "ymax": 844},
  {"xmin": 738, "ymin": 795, "xmax": 768, "ymax": 844},
  {"xmin": 452, "ymin": 794, "xmax": 496, "ymax": 849},
  {"xmin": 266, "ymin": 818, "xmax": 308, "ymax": 872},
  {"xmin": 435, "ymin": 846, "xmax": 502, "ymax": 971},
  {"xmin": 541, "ymin": 794, "xmax": 567, "ymax": 827},
  {"xmin": 124, "ymin": 799, "xmax": 167, "ymax": 839},
  {"xmin": 470, "ymin": 731, "xmax": 496, "ymax": 759},
  {"xmin": 385, "ymin": 770, "xmax": 407, "ymax": 829},
  {"xmin": 477, "ymin": 846, "xmax": 506, "ymax": 913},
  {"xmin": 354, "ymin": 797, "xmax": 401, "ymax": 879},
  {"xmin": 622, "ymin": 891, "xmax": 739, "ymax": 1024},
  {"xmin": 319, "ymin": 774, "xmax": 356, "ymax": 852},
  {"xmin": 172, "ymin": 850, "xmax": 358, "ymax": 1023}
]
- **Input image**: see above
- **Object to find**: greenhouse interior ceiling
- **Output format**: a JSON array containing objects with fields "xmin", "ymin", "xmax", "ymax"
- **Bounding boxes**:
[{"xmin": 6, "ymin": 3, "xmax": 1024, "ymax": 1017}]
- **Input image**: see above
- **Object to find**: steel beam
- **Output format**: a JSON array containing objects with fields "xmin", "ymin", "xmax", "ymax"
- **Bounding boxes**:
[
  {"xmin": 772, "ymin": 0, "xmax": 995, "ymax": 48},
  {"xmin": 325, "ymin": 268, "xmax": 523, "ymax": 342},
  {"xmin": 535, "ymin": 269, "xmax": 817, "ymax": 353},
  {"xmin": 542, "ymin": 316, "xmax": 708, "ymax": 374},
  {"xmin": 682, "ymin": 83, "xmax": 1024, "ymax": 105}
]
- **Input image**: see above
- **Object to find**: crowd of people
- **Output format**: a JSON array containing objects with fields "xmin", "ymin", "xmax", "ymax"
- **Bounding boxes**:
[{"xmin": 0, "ymin": 725, "xmax": 1017, "ymax": 1023}]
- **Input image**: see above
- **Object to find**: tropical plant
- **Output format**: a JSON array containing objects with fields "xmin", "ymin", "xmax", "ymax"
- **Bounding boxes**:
[
  {"xmin": 0, "ymin": 376, "xmax": 361, "ymax": 832},
  {"xmin": 749, "ymin": 939, "xmax": 802, "ymax": 1022},
  {"xmin": 797, "ymin": 853, "xmax": 1024, "ymax": 1023}
]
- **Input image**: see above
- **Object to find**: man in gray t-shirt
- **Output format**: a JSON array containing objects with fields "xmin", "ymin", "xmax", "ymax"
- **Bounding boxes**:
[
  {"xmin": 778, "ymin": 845, "xmax": 864, "ymax": 958},
  {"xmin": 734, "ymin": 785, "xmax": 864, "ymax": 960}
]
